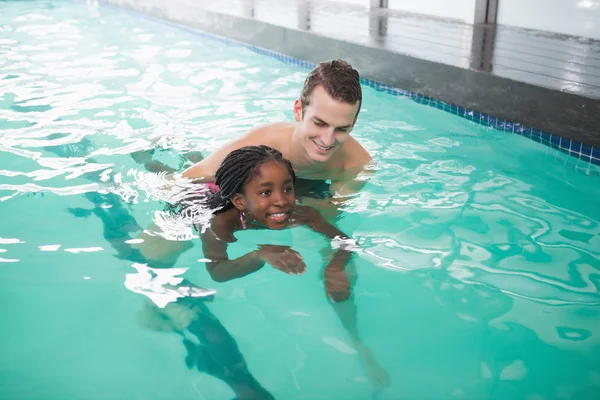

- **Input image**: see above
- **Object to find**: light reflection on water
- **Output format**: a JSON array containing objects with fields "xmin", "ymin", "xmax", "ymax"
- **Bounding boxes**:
[{"xmin": 1, "ymin": 1, "xmax": 600, "ymax": 399}]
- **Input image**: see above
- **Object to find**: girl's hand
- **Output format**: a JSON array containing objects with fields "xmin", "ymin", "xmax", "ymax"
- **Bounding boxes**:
[
  {"xmin": 256, "ymin": 245, "xmax": 306, "ymax": 275},
  {"xmin": 324, "ymin": 264, "xmax": 351, "ymax": 302}
]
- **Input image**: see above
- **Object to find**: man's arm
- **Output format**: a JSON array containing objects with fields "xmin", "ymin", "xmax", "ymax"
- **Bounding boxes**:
[
  {"xmin": 182, "ymin": 124, "xmax": 285, "ymax": 181},
  {"xmin": 181, "ymin": 142, "xmax": 238, "ymax": 181}
]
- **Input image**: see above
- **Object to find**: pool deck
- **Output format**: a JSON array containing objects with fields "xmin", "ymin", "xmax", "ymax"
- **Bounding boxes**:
[{"xmin": 100, "ymin": 0, "xmax": 600, "ymax": 149}]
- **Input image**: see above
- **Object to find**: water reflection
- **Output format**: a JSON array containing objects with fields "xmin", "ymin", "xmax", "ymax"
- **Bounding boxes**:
[
  {"xmin": 1, "ymin": 3, "xmax": 599, "ymax": 398},
  {"xmin": 347, "ymin": 134, "xmax": 600, "ymax": 357},
  {"xmin": 42, "ymin": 141, "xmax": 275, "ymax": 399}
]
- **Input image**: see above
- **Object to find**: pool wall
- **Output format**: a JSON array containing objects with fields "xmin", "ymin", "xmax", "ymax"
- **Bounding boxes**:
[{"xmin": 96, "ymin": 0, "xmax": 600, "ymax": 168}]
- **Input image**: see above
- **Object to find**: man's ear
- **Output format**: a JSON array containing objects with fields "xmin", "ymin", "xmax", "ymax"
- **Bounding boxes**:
[
  {"xmin": 232, "ymin": 193, "xmax": 246, "ymax": 211},
  {"xmin": 293, "ymin": 99, "xmax": 303, "ymax": 122}
]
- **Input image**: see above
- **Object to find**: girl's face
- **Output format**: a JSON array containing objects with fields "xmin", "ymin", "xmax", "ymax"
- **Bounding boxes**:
[{"xmin": 233, "ymin": 161, "xmax": 296, "ymax": 230}]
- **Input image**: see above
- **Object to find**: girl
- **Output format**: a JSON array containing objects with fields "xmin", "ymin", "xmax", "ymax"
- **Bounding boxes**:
[
  {"xmin": 194, "ymin": 145, "xmax": 355, "ymax": 302},
  {"xmin": 194, "ymin": 145, "xmax": 389, "ymax": 390},
  {"xmin": 133, "ymin": 144, "xmax": 389, "ymax": 390}
]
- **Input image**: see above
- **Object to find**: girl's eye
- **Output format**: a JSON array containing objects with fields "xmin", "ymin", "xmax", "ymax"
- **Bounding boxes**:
[
  {"xmin": 284, "ymin": 186, "xmax": 294, "ymax": 193},
  {"xmin": 259, "ymin": 190, "xmax": 271, "ymax": 196},
  {"xmin": 314, "ymin": 121, "xmax": 325, "ymax": 127}
]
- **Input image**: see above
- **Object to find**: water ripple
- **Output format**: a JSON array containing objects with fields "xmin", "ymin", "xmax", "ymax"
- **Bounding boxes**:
[{"xmin": 0, "ymin": 2, "xmax": 599, "ymax": 388}]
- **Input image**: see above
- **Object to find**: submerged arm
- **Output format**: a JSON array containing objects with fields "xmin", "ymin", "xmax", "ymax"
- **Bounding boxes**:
[
  {"xmin": 299, "ymin": 206, "xmax": 390, "ymax": 389},
  {"xmin": 201, "ymin": 227, "xmax": 266, "ymax": 282},
  {"xmin": 299, "ymin": 206, "xmax": 356, "ymax": 302},
  {"xmin": 201, "ymin": 224, "xmax": 306, "ymax": 282}
]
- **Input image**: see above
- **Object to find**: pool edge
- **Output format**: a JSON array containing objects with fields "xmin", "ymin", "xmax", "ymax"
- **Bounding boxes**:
[{"xmin": 94, "ymin": 0, "xmax": 600, "ymax": 171}]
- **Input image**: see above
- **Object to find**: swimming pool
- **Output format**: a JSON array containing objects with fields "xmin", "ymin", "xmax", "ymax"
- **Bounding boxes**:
[{"xmin": 1, "ymin": 1, "xmax": 600, "ymax": 399}]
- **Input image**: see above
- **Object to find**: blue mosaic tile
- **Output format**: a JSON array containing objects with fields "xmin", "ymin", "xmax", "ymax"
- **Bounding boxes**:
[
  {"xmin": 487, "ymin": 116, "xmax": 497, "ymax": 127},
  {"xmin": 593, "ymin": 147, "xmax": 600, "ymax": 160},
  {"xmin": 505, "ymin": 121, "xmax": 514, "ymax": 132},
  {"xmin": 541, "ymin": 132, "xmax": 551, "ymax": 143},
  {"xmin": 581, "ymin": 144, "xmax": 592, "ymax": 157},
  {"xmin": 531, "ymin": 129, "xmax": 542, "ymax": 139},
  {"xmin": 497, "ymin": 120, "xmax": 507, "ymax": 130},
  {"xmin": 559, "ymin": 146, "xmax": 572, "ymax": 156},
  {"xmin": 560, "ymin": 137, "xmax": 571, "ymax": 151},
  {"xmin": 571, "ymin": 141, "xmax": 582, "ymax": 153},
  {"xmin": 551, "ymin": 134, "xmax": 561, "ymax": 147},
  {"xmin": 592, "ymin": 157, "xmax": 600, "ymax": 166},
  {"xmin": 513, "ymin": 123, "xmax": 523, "ymax": 134},
  {"xmin": 581, "ymin": 155, "xmax": 591, "ymax": 163}
]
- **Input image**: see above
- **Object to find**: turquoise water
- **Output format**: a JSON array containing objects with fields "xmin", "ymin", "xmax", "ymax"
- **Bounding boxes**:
[{"xmin": 2, "ymin": 1, "xmax": 600, "ymax": 399}]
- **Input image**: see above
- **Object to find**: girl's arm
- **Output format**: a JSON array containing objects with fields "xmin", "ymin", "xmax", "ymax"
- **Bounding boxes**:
[
  {"xmin": 201, "ymin": 225, "xmax": 306, "ymax": 282},
  {"xmin": 298, "ymin": 207, "xmax": 389, "ymax": 386},
  {"xmin": 200, "ymin": 227, "xmax": 266, "ymax": 282},
  {"xmin": 296, "ymin": 206, "xmax": 356, "ymax": 302}
]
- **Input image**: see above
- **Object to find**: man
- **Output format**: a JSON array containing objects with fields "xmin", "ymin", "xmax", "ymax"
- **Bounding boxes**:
[{"xmin": 182, "ymin": 59, "xmax": 372, "ymax": 200}]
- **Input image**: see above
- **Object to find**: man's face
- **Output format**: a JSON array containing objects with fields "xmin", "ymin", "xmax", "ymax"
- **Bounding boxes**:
[{"xmin": 293, "ymin": 85, "xmax": 359, "ymax": 164}]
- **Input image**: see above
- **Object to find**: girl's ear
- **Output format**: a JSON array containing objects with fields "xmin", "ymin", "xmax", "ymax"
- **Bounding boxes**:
[{"xmin": 231, "ymin": 193, "xmax": 246, "ymax": 211}]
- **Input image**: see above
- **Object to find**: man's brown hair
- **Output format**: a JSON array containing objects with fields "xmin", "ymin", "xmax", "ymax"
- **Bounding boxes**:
[{"xmin": 300, "ymin": 59, "xmax": 362, "ymax": 118}]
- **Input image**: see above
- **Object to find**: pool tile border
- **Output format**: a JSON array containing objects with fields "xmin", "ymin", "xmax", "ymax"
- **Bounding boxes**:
[{"xmin": 99, "ymin": 1, "xmax": 600, "ymax": 169}]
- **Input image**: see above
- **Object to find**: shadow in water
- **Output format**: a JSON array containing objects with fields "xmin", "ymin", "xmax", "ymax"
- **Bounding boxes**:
[{"xmin": 46, "ymin": 141, "xmax": 275, "ymax": 400}]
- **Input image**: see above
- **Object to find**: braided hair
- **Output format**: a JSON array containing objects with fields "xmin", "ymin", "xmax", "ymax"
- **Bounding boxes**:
[{"xmin": 208, "ymin": 145, "xmax": 296, "ymax": 214}]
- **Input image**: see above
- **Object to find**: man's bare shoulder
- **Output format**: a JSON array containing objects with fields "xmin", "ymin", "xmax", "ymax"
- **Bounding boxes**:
[
  {"xmin": 182, "ymin": 122, "xmax": 294, "ymax": 179},
  {"xmin": 340, "ymin": 136, "xmax": 372, "ymax": 169},
  {"xmin": 244, "ymin": 122, "xmax": 294, "ymax": 147}
]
